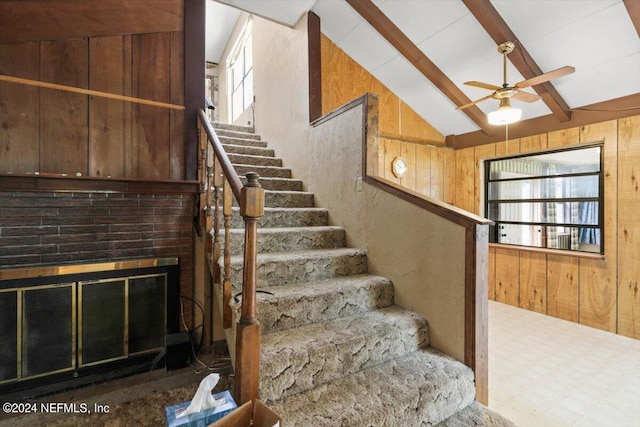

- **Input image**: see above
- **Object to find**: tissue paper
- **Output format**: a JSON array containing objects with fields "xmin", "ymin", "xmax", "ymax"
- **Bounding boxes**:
[{"xmin": 165, "ymin": 374, "xmax": 237, "ymax": 427}]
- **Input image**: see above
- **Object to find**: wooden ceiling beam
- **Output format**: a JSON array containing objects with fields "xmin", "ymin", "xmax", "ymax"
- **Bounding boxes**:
[
  {"xmin": 623, "ymin": 0, "xmax": 640, "ymax": 37},
  {"xmin": 462, "ymin": 0, "xmax": 573, "ymax": 123},
  {"xmin": 450, "ymin": 93, "xmax": 640, "ymax": 149},
  {"xmin": 345, "ymin": 0, "xmax": 495, "ymax": 137}
]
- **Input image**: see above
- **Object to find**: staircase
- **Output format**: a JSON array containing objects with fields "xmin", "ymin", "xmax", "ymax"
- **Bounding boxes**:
[{"xmin": 212, "ymin": 123, "xmax": 514, "ymax": 426}]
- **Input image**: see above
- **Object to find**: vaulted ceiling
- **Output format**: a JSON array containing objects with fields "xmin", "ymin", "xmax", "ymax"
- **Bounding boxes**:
[{"xmin": 209, "ymin": 0, "xmax": 640, "ymax": 145}]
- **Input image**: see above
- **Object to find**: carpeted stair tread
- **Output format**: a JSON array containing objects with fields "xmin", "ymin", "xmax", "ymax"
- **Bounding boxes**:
[
  {"xmin": 228, "ymin": 153, "xmax": 283, "ymax": 167},
  {"xmin": 232, "ymin": 190, "xmax": 314, "ymax": 208},
  {"xmin": 225, "ymin": 225, "xmax": 345, "ymax": 255},
  {"xmin": 435, "ymin": 401, "xmax": 516, "ymax": 427},
  {"xmin": 229, "ymin": 206, "xmax": 328, "ymax": 228},
  {"xmin": 259, "ymin": 305, "xmax": 429, "ymax": 402},
  {"xmin": 214, "ymin": 128, "xmax": 261, "ymax": 140},
  {"xmin": 211, "ymin": 122, "xmax": 254, "ymax": 133},
  {"xmin": 233, "ymin": 163, "xmax": 292, "ymax": 178},
  {"xmin": 222, "ymin": 143, "xmax": 275, "ymax": 157},
  {"xmin": 252, "ymin": 274, "xmax": 394, "ymax": 334},
  {"xmin": 239, "ymin": 176, "xmax": 303, "ymax": 192},
  {"xmin": 217, "ymin": 135, "xmax": 268, "ymax": 148},
  {"xmin": 225, "ymin": 248, "xmax": 368, "ymax": 289},
  {"xmin": 268, "ymin": 347, "xmax": 475, "ymax": 427}
]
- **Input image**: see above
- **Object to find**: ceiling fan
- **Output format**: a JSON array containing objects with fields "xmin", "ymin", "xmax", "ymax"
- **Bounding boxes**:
[{"xmin": 457, "ymin": 41, "xmax": 575, "ymax": 124}]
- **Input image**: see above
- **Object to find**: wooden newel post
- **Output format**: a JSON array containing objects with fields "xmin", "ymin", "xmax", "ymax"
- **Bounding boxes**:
[{"xmin": 235, "ymin": 172, "xmax": 264, "ymax": 405}]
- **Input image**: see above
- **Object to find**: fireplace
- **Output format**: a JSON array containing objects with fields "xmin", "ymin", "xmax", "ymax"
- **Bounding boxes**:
[{"xmin": 0, "ymin": 257, "xmax": 180, "ymax": 398}]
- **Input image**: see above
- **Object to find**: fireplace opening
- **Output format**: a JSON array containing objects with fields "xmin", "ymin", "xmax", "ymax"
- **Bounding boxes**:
[{"xmin": 0, "ymin": 258, "xmax": 180, "ymax": 399}]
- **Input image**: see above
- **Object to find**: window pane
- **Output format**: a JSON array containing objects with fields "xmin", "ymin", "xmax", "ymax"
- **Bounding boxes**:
[
  {"xmin": 490, "ymin": 146, "xmax": 600, "ymax": 178},
  {"xmin": 243, "ymin": 69, "xmax": 253, "ymax": 110},
  {"xmin": 244, "ymin": 36, "xmax": 253, "ymax": 70},
  {"xmin": 494, "ymin": 223, "xmax": 600, "ymax": 252},
  {"xmin": 232, "ymin": 60, "xmax": 244, "ymax": 91},
  {"xmin": 232, "ymin": 87, "xmax": 243, "ymax": 121},
  {"xmin": 490, "ymin": 201, "xmax": 598, "ymax": 225},
  {"xmin": 488, "ymin": 175, "xmax": 599, "ymax": 201}
]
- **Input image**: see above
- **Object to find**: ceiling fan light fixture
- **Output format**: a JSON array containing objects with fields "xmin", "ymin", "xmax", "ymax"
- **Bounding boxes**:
[{"xmin": 488, "ymin": 98, "xmax": 522, "ymax": 125}]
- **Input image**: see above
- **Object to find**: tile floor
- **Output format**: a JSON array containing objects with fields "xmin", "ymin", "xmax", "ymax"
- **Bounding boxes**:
[{"xmin": 488, "ymin": 300, "xmax": 640, "ymax": 427}]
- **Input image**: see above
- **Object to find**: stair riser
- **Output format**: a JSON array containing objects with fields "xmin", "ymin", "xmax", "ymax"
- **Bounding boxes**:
[
  {"xmin": 215, "ymin": 128, "xmax": 261, "ymax": 140},
  {"xmin": 223, "ymin": 144, "xmax": 275, "ymax": 157},
  {"xmin": 228, "ymin": 251, "xmax": 368, "ymax": 289},
  {"xmin": 240, "ymin": 177, "xmax": 303, "ymax": 192},
  {"xmin": 259, "ymin": 309, "xmax": 430, "ymax": 402},
  {"xmin": 228, "ymin": 228, "xmax": 344, "ymax": 255},
  {"xmin": 229, "ymin": 209, "xmax": 328, "ymax": 228},
  {"xmin": 218, "ymin": 136, "xmax": 267, "ymax": 148},
  {"xmin": 256, "ymin": 278, "xmax": 394, "ymax": 334},
  {"xmin": 234, "ymin": 164, "xmax": 291, "ymax": 178},
  {"xmin": 232, "ymin": 192, "xmax": 313, "ymax": 209},
  {"xmin": 228, "ymin": 154, "xmax": 282, "ymax": 167}
]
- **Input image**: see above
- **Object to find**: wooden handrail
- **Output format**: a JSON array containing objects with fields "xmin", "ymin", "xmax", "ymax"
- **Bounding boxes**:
[
  {"xmin": 196, "ymin": 109, "xmax": 264, "ymax": 406},
  {"xmin": 0, "ymin": 74, "xmax": 185, "ymax": 111},
  {"xmin": 197, "ymin": 109, "xmax": 243, "ymax": 201}
]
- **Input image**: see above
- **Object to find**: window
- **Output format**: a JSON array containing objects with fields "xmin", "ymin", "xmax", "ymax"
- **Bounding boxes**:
[
  {"xmin": 227, "ymin": 19, "xmax": 253, "ymax": 122},
  {"xmin": 485, "ymin": 145, "xmax": 603, "ymax": 254}
]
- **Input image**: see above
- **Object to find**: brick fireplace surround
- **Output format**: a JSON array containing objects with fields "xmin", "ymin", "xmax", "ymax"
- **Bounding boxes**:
[{"xmin": 0, "ymin": 186, "xmax": 196, "ymax": 322}]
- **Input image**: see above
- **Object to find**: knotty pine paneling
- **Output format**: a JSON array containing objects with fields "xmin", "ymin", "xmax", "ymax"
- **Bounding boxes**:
[
  {"xmin": 399, "ymin": 141, "xmax": 416, "ymax": 191},
  {"xmin": 40, "ymin": 38, "xmax": 89, "ymax": 175},
  {"xmin": 415, "ymin": 144, "xmax": 431, "ymax": 196},
  {"xmin": 320, "ymin": 34, "xmax": 443, "ymax": 144},
  {"xmin": 443, "ymin": 148, "xmax": 456, "ymax": 205},
  {"xmin": 89, "ymin": 36, "xmax": 131, "ymax": 178},
  {"xmin": 546, "ymin": 254, "xmax": 579, "ymax": 322},
  {"xmin": 617, "ymin": 116, "xmax": 640, "ymax": 339},
  {"xmin": 519, "ymin": 252, "xmax": 547, "ymax": 314},
  {"xmin": 382, "ymin": 138, "xmax": 402, "ymax": 185},
  {"xmin": 494, "ymin": 248, "xmax": 519, "ymax": 306},
  {"xmin": 455, "ymin": 147, "xmax": 475, "ymax": 212},
  {"xmin": 474, "ymin": 144, "xmax": 496, "ymax": 215},
  {"xmin": 577, "ymin": 120, "xmax": 618, "ymax": 332},
  {"xmin": 547, "ymin": 127, "xmax": 579, "ymax": 148},
  {"xmin": 399, "ymin": 101, "xmax": 443, "ymax": 143},
  {"xmin": 519, "ymin": 134, "xmax": 548, "ymax": 154},
  {"xmin": 429, "ymin": 146, "xmax": 444, "ymax": 200},
  {"xmin": 132, "ymin": 32, "xmax": 172, "ymax": 180},
  {"xmin": 0, "ymin": 42, "xmax": 40, "ymax": 174},
  {"xmin": 495, "ymin": 137, "xmax": 520, "ymax": 156}
]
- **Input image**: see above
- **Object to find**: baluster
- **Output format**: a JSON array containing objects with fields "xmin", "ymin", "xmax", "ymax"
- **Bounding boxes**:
[
  {"xmin": 199, "ymin": 145, "xmax": 208, "ymax": 229},
  {"xmin": 235, "ymin": 172, "xmax": 264, "ymax": 405},
  {"xmin": 211, "ymin": 157, "xmax": 223, "ymax": 280},
  {"xmin": 222, "ymin": 179, "xmax": 233, "ymax": 329}
]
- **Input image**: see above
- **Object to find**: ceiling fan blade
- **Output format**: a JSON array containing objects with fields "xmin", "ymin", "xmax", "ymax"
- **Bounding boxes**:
[
  {"xmin": 464, "ymin": 81, "xmax": 502, "ymax": 91},
  {"xmin": 456, "ymin": 94, "xmax": 494, "ymax": 110},
  {"xmin": 515, "ymin": 66, "xmax": 575, "ymax": 89},
  {"xmin": 512, "ymin": 90, "xmax": 541, "ymax": 103}
]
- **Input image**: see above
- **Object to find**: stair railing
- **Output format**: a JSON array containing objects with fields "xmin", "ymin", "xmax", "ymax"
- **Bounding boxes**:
[{"xmin": 197, "ymin": 109, "xmax": 263, "ymax": 405}]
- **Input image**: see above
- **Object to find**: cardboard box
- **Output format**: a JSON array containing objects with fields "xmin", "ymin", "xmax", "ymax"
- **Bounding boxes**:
[
  {"xmin": 165, "ymin": 390, "xmax": 237, "ymax": 427},
  {"xmin": 208, "ymin": 399, "xmax": 282, "ymax": 427}
]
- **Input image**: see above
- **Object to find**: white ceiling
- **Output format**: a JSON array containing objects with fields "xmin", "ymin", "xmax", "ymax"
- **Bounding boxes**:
[
  {"xmin": 208, "ymin": 0, "xmax": 640, "ymax": 137},
  {"xmin": 206, "ymin": 1, "xmax": 240, "ymax": 63}
]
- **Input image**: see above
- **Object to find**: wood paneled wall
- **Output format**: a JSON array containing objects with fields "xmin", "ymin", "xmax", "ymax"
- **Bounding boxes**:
[
  {"xmin": 0, "ymin": 0, "xmax": 185, "ymax": 181},
  {"xmin": 0, "ymin": 33, "xmax": 184, "ymax": 180},
  {"xmin": 378, "ymin": 137, "xmax": 456, "ymax": 205},
  {"xmin": 321, "ymin": 35, "xmax": 444, "ymax": 144},
  {"xmin": 453, "ymin": 117, "xmax": 640, "ymax": 339}
]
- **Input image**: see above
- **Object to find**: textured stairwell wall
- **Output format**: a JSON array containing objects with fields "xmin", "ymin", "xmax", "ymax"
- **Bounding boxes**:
[
  {"xmin": 308, "ymin": 104, "xmax": 468, "ymax": 362},
  {"xmin": 240, "ymin": 14, "xmax": 469, "ymax": 361}
]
